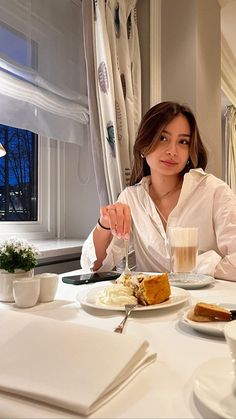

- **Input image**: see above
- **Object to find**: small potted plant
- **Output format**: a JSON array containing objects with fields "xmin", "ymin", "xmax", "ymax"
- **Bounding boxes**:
[{"xmin": 0, "ymin": 237, "xmax": 39, "ymax": 302}]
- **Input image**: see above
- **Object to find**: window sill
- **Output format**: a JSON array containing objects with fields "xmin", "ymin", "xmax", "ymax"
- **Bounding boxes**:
[{"xmin": 31, "ymin": 239, "xmax": 84, "ymax": 260}]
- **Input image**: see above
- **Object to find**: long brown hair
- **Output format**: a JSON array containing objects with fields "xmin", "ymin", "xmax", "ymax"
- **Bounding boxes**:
[{"xmin": 130, "ymin": 101, "xmax": 208, "ymax": 185}]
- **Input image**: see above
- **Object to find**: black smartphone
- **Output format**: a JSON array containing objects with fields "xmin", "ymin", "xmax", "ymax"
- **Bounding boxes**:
[{"xmin": 62, "ymin": 271, "xmax": 120, "ymax": 285}]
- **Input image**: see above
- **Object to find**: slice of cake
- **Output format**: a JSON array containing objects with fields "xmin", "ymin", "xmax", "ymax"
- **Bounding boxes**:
[
  {"xmin": 116, "ymin": 272, "xmax": 146, "ymax": 288},
  {"xmin": 135, "ymin": 273, "xmax": 171, "ymax": 305}
]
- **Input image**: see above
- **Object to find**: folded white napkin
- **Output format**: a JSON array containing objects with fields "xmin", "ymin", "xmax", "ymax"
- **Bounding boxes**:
[{"xmin": 0, "ymin": 311, "xmax": 156, "ymax": 416}]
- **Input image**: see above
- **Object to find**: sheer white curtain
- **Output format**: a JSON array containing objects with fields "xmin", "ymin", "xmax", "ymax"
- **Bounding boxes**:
[
  {"xmin": 224, "ymin": 105, "xmax": 236, "ymax": 193},
  {"xmin": 83, "ymin": 0, "xmax": 141, "ymax": 204},
  {"xmin": 0, "ymin": 0, "xmax": 88, "ymax": 144}
]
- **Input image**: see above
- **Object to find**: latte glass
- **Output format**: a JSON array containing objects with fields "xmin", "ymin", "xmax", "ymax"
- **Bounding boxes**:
[{"xmin": 168, "ymin": 227, "xmax": 198, "ymax": 273}]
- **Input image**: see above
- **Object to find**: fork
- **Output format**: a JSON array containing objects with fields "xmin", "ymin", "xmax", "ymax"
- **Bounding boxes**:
[
  {"xmin": 124, "ymin": 239, "xmax": 132, "ymax": 275},
  {"xmin": 113, "ymin": 304, "xmax": 137, "ymax": 333}
]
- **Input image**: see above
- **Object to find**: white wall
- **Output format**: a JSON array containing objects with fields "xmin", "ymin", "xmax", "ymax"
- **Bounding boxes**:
[
  {"xmin": 196, "ymin": 0, "xmax": 221, "ymax": 178},
  {"xmin": 136, "ymin": 0, "xmax": 150, "ymax": 116},
  {"xmin": 64, "ymin": 140, "xmax": 100, "ymax": 239},
  {"xmin": 161, "ymin": 0, "xmax": 222, "ymax": 178},
  {"xmin": 161, "ymin": 0, "xmax": 197, "ymax": 109}
]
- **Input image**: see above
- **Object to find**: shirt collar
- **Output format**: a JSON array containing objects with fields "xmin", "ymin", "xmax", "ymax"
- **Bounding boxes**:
[{"xmin": 139, "ymin": 176, "xmax": 151, "ymax": 191}]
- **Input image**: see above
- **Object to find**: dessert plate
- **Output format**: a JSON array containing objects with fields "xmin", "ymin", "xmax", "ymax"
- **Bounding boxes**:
[
  {"xmin": 169, "ymin": 273, "xmax": 215, "ymax": 289},
  {"xmin": 193, "ymin": 357, "xmax": 236, "ymax": 418},
  {"xmin": 76, "ymin": 285, "xmax": 190, "ymax": 312},
  {"xmin": 181, "ymin": 309, "xmax": 227, "ymax": 337}
]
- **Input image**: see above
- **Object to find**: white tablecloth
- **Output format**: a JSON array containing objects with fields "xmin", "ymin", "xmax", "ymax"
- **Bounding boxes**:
[{"xmin": 0, "ymin": 269, "xmax": 235, "ymax": 418}]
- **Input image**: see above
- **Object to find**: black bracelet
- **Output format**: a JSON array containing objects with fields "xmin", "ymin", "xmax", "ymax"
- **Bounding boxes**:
[{"xmin": 97, "ymin": 218, "xmax": 111, "ymax": 230}]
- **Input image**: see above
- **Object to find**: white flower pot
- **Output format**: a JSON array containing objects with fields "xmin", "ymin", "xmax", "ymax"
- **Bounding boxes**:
[{"xmin": 0, "ymin": 269, "xmax": 34, "ymax": 302}]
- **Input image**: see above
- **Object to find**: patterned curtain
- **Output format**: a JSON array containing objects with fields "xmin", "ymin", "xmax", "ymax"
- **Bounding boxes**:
[
  {"xmin": 224, "ymin": 105, "xmax": 236, "ymax": 193},
  {"xmin": 82, "ymin": 0, "xmax": 141, "ymax": 205}
]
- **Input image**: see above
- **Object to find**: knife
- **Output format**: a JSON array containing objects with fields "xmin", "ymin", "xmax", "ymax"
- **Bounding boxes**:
[{"xmin": 230, "ymin": 310, "xmax": 236, "ymax": 320}]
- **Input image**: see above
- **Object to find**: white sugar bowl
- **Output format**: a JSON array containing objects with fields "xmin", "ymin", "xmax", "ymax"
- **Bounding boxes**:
[{"xmin": 35, "ymin": 273, "xmax": 59, "ymax": 303}]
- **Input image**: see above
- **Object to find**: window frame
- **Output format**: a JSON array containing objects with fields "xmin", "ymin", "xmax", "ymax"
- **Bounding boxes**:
[{"xmin": 0, "ymin": 136, "xmax": 65, "ymax": 241}]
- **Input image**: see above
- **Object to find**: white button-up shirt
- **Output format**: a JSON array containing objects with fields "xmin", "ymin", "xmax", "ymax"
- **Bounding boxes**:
[{"xmin": 81, "ymin": 169, "xmax": 236, "ymax": 281}]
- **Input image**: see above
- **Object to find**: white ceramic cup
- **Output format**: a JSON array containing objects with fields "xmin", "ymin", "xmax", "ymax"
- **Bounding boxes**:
[
  {"xmin": 168, "ymin": 227, "xmax": 198, "ymax": 273},
  {"xmin": 36, "ymin": 273, "xmax": 59, "ymax": 303},
  {"xmin": 224, "ymin": 320, "xmax": 236, "ymax": 387},
  {"xmin": 13, "ymin": 277, "xmax": 40, "ymax": 308}
]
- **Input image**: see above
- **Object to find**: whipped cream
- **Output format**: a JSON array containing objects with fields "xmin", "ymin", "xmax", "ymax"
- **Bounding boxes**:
[{"xmin": 96, "ymin": 284, "xmax": 137, "ymax": 306}]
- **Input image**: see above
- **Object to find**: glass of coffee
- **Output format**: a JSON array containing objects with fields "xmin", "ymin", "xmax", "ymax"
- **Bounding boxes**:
[{"xmin": 168, "ymin": 227, "xmax": 198, "ymax": 274}]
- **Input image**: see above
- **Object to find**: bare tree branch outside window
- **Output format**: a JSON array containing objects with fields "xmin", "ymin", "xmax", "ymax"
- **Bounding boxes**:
[{"xmin": 0, "ymin": 124, "xmax": 38, "ymax": 221}]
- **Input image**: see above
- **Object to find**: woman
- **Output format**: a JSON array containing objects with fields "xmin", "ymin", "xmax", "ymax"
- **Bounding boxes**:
[{"xmin": 81, "ymin": 101, "xmax": 236, "ymax": 281}]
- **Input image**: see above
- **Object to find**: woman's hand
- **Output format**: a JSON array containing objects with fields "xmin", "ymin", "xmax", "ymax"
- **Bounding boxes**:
[{"xmin": 99, "ymin": 203, "xmax": 131, "ymax": 239}]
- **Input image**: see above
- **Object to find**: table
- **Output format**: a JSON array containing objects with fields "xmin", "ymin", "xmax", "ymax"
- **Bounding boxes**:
[{"xmin": 0, "ymin": 269, "xmax": 235, "ymax": 418}]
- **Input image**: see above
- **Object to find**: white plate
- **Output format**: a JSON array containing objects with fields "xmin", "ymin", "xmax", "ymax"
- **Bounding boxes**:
[
  {"xmin": 169, "ymin": 273, "xmax": 215, "ymax": 289},
  {"xmin": 193, "ymin": 357, "xmax": 236, "ymax": 418},
  {"xmin": 76, "ymin": 285, "xmax": 190, "ymax": 312},
  {"xmin": 181, "ymin": 309, "xmax": 227, "ymax": 337}
]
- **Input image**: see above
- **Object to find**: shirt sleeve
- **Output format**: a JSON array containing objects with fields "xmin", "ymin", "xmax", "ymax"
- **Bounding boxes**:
[
  {"xmin": 195, "ymin": 250, "xmax": 221, "ymax": 276},
  {"xmin": 80, "ymin": 190, "xmax": 130, "ymax": 271},
  {"xmin": 213, "ymin": 184, "xmax": 236, "ymax": 281}
]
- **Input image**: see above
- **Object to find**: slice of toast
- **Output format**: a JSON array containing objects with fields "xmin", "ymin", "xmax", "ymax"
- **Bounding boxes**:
[
  {"xmin": 187, "ymin": 308, "xmax": 218, "ymax": 322},
  {"xmin": 193, "ymin": 302, "xmax": 231, "ymax": 321}
]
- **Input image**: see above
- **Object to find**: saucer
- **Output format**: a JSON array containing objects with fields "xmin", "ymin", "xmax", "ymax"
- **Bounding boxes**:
[
  {"xmin": 181, "ymin": 309, "xmax": 226, "ymax": 337},
  {"xmin": 169, "ymin": 273, "xmax": 215, "ymax": 289},
  {"xmin": 193, "ymin": 357, "xmax": 236, "ymax": 418}
]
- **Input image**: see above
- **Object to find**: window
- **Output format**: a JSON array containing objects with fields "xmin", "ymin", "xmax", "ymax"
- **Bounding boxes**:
[
  {"xmin": 0, "ymin": 133, "xmax": 64, "ymax": 240},
  {"xmin": 0, "ymin": 1, "xmax": 88, "ymax": 241},
  {"xmin": 0, "ymin": 1, "xmax": 88, "ymax": 144},
  {"xmin": 0, "ymin": 124, "xmax": 38, "ymax": 222},
  {"xmin": 0, "ymin": 19, "xmax": 37, "ymax": 71}
]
